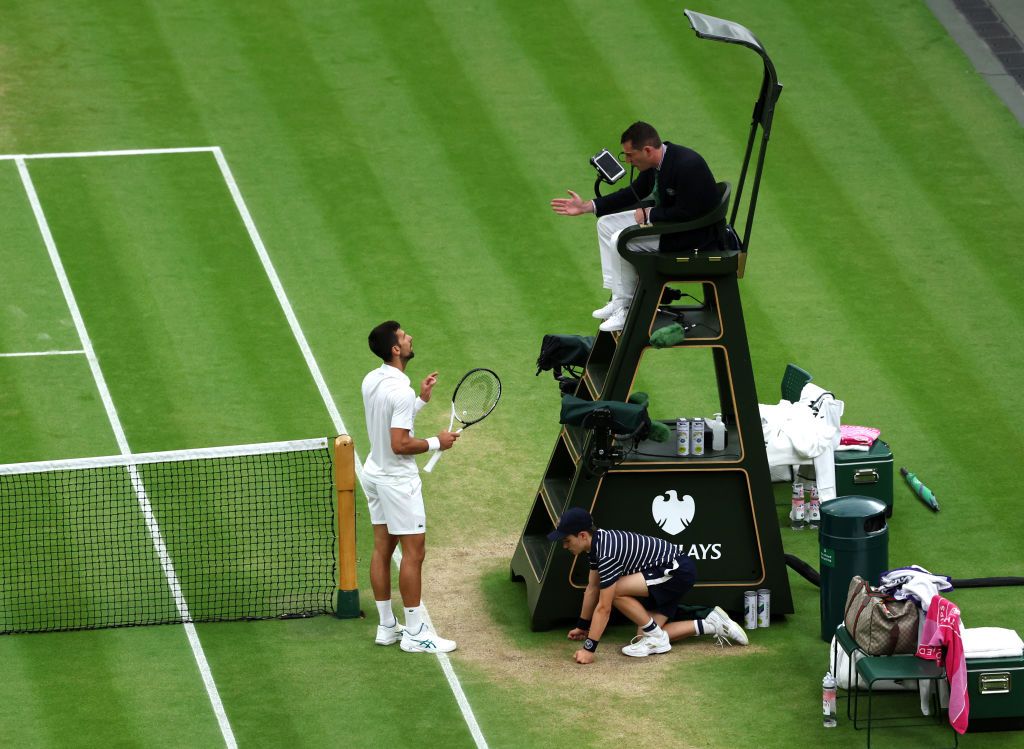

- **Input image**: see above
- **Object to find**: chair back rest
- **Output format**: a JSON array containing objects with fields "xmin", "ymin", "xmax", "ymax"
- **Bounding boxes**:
[
  {"xmin": 707, "ymin": 181, "xmax": 731, "ymax": 224},
  {"xmin": 781, "ymin": 363, "xmax": 812, "ymax": 402}
]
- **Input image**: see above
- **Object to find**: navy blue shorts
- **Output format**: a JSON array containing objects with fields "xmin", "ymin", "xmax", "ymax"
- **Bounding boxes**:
[{"xmin": 639, "ymin": 556, "xmax": 697, "ymax": 617}]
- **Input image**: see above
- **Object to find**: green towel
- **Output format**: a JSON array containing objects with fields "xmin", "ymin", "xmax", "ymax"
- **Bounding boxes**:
[
  {"xmin": 648, "ymin": 420, "xmax": 671, "ymax": 443},
  {"xmin": 650, "ymin": 323, "xmax": 685, "ymax": 348},
  {"xmin": 628, "ymin": 391, "xmax": 650, "ymax": 408}
]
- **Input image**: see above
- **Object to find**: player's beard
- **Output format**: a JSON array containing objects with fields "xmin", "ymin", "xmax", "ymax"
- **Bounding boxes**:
[{"xmin": 402, "ymin": 349, "xmax": 415, "ymax": 363}]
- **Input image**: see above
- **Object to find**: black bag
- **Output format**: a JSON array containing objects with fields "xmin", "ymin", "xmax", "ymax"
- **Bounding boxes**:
[{"xmin": 536, "ymin": 335, "xmax": 594, "ymax": 378}]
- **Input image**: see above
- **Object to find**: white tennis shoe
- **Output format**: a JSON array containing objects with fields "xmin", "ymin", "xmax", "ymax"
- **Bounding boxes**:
[
  {"xmin": 592, "ymin": 299, "xmax": 620, "ymax": 320},
  {"xmin": 621, "ymin": 630, "xmax": 672, "ymax": 657},
  {"xmin": 706, "ymin": 606, "xmax": 749, "ymax": 647},
  {"xmin": 599, "ymin": 306, "xmax": 628, "ymax": 332},
  {"xmin": 400, "ymin": 624, "xmax": 457, "ymax": 653},
  {"xmin": 375, "ymin": 621, "xmax": 405, "ymax": 646}
]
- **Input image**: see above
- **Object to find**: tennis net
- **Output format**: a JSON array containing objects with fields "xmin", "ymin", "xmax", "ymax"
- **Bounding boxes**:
[{"xmin": 0, "ymin": 438, "xmax": 337, "ymax": 634}]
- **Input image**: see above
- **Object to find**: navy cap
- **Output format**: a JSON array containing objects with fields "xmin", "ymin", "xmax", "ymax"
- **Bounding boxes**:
[{"xmin": 547, "ymin": 507, "xmax": 594, "ymax": 541}]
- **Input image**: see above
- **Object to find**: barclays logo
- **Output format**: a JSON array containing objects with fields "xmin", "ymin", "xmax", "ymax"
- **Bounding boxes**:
[{"xmin": 651, "ymin": 489, "xmax": 695, "ymax": 536}]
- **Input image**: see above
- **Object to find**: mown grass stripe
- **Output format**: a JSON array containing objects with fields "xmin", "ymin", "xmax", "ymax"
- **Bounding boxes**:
[{"xmin": 16, "ymin": 156, "xmax": 238, "ymax": 748}]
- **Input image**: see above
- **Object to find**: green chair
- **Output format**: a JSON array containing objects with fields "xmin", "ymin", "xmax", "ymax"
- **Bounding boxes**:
[
  {"xmin": 616, "ymin": 181, "xmax": 732, "ymax": 257},
  {"xmin": 781, "ymin": 363, "xmax": 812, "ymax": 403},
  {"xmin": 853, "ymin": 654, "xmax": 957, "ymax": 748},
  {"xmin": 832, "ymin": 624, "xmax": 865, "ymax": 719},
  {"xmin": 778, "ymin": 363, "xmax": 813, "ymax": 482}
]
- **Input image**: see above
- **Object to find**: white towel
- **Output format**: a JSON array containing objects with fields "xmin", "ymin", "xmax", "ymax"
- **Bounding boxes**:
[
  {"xmin": 878, "ymin": 565, "xmax": 953, "ymax": 609},
  {"xmin": 963, "ymin": 627, "xmax": 1024, "ymax": 659}
]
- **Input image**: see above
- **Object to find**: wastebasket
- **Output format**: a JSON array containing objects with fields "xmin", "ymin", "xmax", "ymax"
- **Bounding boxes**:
[{"xmin": 819, "ymin": 496, "xmax": 889, "ymax": 642}]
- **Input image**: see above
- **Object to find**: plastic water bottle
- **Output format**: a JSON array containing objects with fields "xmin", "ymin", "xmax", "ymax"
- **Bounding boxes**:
[
  {"xmin": 807, "ymin": 483, "xmax": 821, "ymax": 528},
  {"xmin": 790, "ymin": 482, "xmax": 806, "ymax": 530},
  {"xmin": 822, "ymin": 672, "xmax": 837, "ymax": 728}
]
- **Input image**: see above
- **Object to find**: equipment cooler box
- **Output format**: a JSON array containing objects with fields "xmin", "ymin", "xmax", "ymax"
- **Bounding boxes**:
[
  {"xmin": 834, "ymin": 440, "xmax": 893, "ymax": 516},
  {"xmin": 966, "ymin": 654, "xmax": 1024, "ymax": 732}
]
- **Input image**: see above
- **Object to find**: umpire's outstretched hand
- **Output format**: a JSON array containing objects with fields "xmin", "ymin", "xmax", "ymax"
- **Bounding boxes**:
[{"xmin": 550, "ymin": 190, "xmax": 591, "ymax": 216}]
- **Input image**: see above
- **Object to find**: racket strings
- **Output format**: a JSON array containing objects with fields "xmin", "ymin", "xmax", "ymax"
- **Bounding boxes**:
[{"xmin": 452, "ymin": 371, "xmax": 500, "ymax": 424}]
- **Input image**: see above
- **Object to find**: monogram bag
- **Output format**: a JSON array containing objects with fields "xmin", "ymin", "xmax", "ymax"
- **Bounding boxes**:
[{"xmin": 843, "ymin": 576, "xmax": 919, "ymax": 656}]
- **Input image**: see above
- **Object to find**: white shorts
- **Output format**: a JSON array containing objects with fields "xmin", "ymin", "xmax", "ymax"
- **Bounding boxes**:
[{"xmin": 363, "ymin": 473, "xmax": 426, "ymax": 535}]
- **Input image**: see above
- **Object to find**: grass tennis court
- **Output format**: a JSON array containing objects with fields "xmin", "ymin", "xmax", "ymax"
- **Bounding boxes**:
[{"xmin": 1, "ymin": 1, "xmax": 1023, "ymax": 747}]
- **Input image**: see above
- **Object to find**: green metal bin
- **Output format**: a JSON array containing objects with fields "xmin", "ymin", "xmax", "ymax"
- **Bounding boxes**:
[{"xmin": 819, "ymin": 496, "xmax": 889, "ymax": 642}]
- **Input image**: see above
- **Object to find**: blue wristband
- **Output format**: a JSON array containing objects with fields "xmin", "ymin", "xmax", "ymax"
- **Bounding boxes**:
[{"xmin": 583, "ymin": 638, "xmax": 598, "ymax": 653}]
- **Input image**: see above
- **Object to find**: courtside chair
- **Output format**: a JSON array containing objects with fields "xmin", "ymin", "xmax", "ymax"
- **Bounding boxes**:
[
  {"xmin": 781, "ymin": 363, "xmax": 812, "ymax": 403},
  {"xmin": 780, "ymin": 363, "xmax": 813, "ymax": 483},
  {"xmin": 853, "ymin": 654, "xmax": 956, "ymax": 749},
  {"xmin": 833, "ymin": 623, "xmax": 866, "ymax": 720}
]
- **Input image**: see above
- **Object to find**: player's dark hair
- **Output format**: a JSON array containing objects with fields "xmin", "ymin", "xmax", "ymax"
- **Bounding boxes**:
[
  {"xmin": 621, "ymin": 121, "xmax": 662, "ymax": 149},
  {"xmin": 368, "ymin": 320, "xmax": 401, "ymax": 362}
]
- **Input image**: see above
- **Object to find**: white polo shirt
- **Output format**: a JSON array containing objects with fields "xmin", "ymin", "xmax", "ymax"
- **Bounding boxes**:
[{"xmin": 361, "ymin": 364, "xmax": 426, "ymax": 480}]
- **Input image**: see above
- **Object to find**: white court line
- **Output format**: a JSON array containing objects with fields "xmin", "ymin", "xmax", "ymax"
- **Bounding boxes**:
[
  {"xmin": 15, "ymin": 158, "xmax": 238, "ymax": 749},
  {"xmin": 0, "ymin": 350, "xmax": 85, "ymax": 358},
  {"xmin": 212, "ymin": 147, "xmax": 490, "ymax": 749},
  {"xmin": 0, "ymin": 146, "xmax": 216, "ymax": 161}
]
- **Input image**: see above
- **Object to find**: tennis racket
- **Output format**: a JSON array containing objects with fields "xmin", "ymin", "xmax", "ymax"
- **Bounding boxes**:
[{"xmin": 423, "ymin": 368, "xmax": 502, "ymax": 473}]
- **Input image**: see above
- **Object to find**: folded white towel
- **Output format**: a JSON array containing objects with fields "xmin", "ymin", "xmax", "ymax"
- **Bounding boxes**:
[
  {"xmin": 963, "ymin": 627, "xmax": 1023, "ymax": 659},
  {"xmin": 967, "ymin": 647, "xmax": 1024, "ymax": 660}
]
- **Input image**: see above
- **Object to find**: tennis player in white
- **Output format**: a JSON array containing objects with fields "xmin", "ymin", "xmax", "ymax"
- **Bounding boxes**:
[{"xmin": 362, "ymin": 320, "xmax": 459, "ymax": 653}]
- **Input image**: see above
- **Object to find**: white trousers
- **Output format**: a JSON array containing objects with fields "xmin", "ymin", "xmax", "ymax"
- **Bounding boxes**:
[{"xmin": 596, "ymin": 211, "xmax": 660, "ymax": 303}]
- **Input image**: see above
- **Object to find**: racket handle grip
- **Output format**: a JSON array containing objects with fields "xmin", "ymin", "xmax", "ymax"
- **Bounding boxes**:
[{"xmin": 423, "ymin": 449, "xmax": 443, "ymax": 473}]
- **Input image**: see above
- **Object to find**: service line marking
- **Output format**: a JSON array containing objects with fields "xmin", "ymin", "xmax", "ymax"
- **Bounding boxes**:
[
  {"xmin": 212, "ymin": 146, "xmax": 489, "ymax": 749},
  {"xmin": 15, "ymin": 157, "xmax": 237, "ymax": 749},
  {"xmin": 0, "ymin": 350, "xmax": 86, "ymax": 358},
  {"xmin": 0, "ymin": 146, "xmax": 216, "ymax": 161}
]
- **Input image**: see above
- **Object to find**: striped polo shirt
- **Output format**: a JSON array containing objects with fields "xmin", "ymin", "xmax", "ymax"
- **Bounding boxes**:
[{"xmin": 588, "ymin": 529, "xmax": 682, "ymax": 589}]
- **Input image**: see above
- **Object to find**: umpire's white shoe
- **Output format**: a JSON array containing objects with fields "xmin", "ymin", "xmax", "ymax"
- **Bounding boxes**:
[
  {"xmin": 621, "ymin": 630, "xmax": 672, "ymax": 657},
  {"xmin": 706, "ymin": 606, "xmax": 749, "ymax": 647},
  {"xmin": 592, "ymin": 299, "xmax": 620, "ymax": 320},
  {"xmin": 400, "ymin": 625, "xmax": 457, "ymax": 654},
  {"xmin": 375, "ymin": 621, "xmax": 405, "ymax": 646},
  {"xmin": 599, "ymin": 306, "xmax": 628, "ymax": 332}
]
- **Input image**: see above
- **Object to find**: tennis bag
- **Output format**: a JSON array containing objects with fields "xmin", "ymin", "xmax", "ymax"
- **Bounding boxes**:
[
  {"xmin": 844, "ymin": 576, "xmax": 919, "ymax": 656},
  {"xmin": 535, "ymin": 335, "xmax": 594, "ymax": 377}
]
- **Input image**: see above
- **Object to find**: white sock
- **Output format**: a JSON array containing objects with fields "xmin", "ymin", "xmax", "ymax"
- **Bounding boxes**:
[
  {"xmin": 376, "ymin": 600, "xmax": 396, "ymax": 628},
  {"xmin": 404, "ymin": 605, "xmax": 424, "ymax": 634},
  {"xmin": 699, "ymin": 618, "xmax": 715, "ymax": 636},
  {"xmin": 641, "ymin": 618, "xmax": 664, "ymax": 637}
]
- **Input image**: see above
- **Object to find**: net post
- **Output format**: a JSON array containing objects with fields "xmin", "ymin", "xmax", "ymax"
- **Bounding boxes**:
[{"xmin": 334, "ymin": 435, "xmax": 361, "ymax": 619}]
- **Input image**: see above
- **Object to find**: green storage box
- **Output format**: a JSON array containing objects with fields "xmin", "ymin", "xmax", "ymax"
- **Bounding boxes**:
[
  {"xmin": 834, "ymin": 440, "xmax": 893, "ymax": 517},
  {"xmin": 966, "ymin": 654, "xmax": 1024, "ymax": 732}
]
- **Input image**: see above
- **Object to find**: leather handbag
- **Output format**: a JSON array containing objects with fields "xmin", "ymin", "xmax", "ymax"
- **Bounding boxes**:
[{"xmin": 843, "ymin": 576, "xmax": 919, "ymax": 656}]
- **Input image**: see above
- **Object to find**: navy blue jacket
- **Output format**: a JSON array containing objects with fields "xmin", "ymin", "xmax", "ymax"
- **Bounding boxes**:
[{"xmin": 593, "ymin": 142, "xmax": 722, "ymax": 253}]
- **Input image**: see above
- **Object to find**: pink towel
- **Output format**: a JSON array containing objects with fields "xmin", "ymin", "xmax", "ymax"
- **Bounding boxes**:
[
  {"xmin": 917, "ymin": 595, "xmax": 969, "ymax": 734},
  {"xmin": 840, "ymin": 425, "xmax": 881, "ymax": 446}
]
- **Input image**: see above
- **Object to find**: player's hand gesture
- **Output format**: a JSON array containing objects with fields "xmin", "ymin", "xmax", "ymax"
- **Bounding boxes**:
[
  {"xmin": 438, "ymin": 430, "xmax": 460, "ymax": 451},
  {"xmin": 567, "ymin": 627, "xmax": 588, "ymax": 641},
  {"xmin": 550, "ymin": 190, "xmax": 590, "ymax": 216},
  {"xmin": 419, "ymin": 371, "xmax": 438, "ymax": 402}
]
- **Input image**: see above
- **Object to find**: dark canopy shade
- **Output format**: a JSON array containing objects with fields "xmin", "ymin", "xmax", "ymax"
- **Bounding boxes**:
[{"xmin": 683, "ymin": 9, "xmax": 782, "ymax": 256}]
